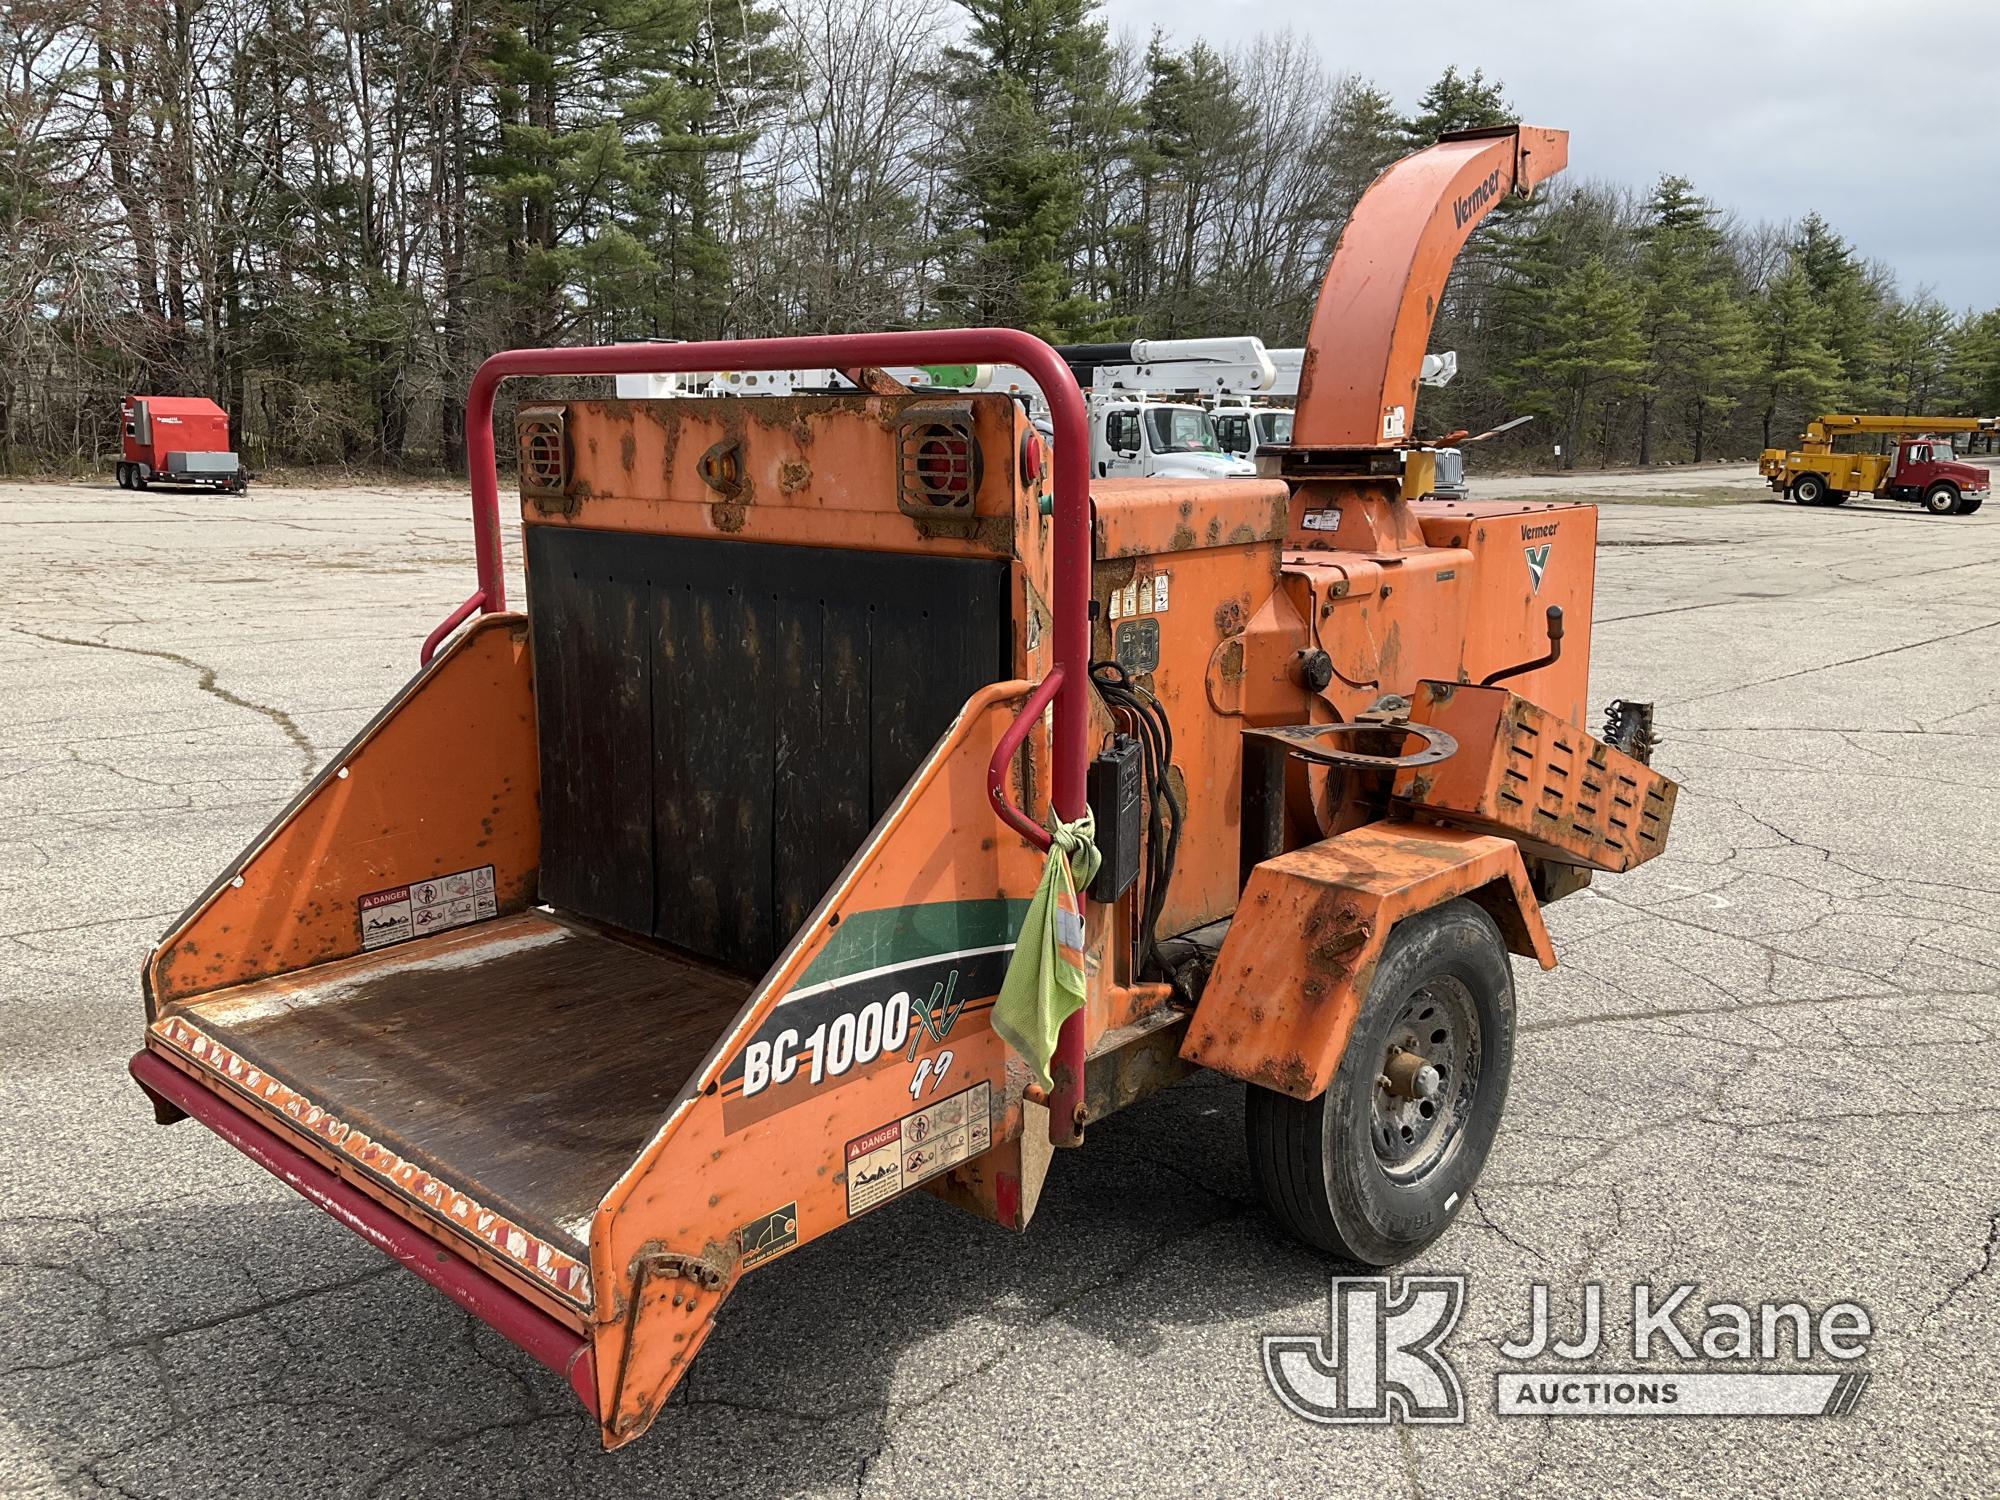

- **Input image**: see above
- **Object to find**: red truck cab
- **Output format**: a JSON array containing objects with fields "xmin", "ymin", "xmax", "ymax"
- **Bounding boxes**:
[
  {"xmin": 1889, "ymin": 437, "xmax": 1988, "ymax": 515},
  {"xmin": 116, "ymin": 396, "xmax": 247, "ymax": 493}
]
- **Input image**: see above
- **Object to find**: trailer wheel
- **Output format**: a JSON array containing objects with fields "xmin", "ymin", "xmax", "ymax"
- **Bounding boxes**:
[
  {"xmin": 115, "ymin": 462, "xmax": 130, "ymax": 490},
  {"xmin": 1245, "ymin": 898, "xmax": 1515, "ymax": 1266},
  {"xmin": 1791, "ymin": 473, "xmax": 1828, "ymax": 506},
  {"xmin": 1924, "ymin": 483, "xmax": 1959, "ymax": 516}
]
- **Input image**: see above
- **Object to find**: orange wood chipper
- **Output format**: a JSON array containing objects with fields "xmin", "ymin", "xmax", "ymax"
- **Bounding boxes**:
[{"xmin": 130, "ymin": 124, "xmax": 1677, "ymax": 1448}]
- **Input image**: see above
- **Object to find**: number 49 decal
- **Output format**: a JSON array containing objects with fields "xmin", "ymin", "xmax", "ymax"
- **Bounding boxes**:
[{"xmin": 910, "ymin": 1049, "xmax": 953, "ymax": 1100}]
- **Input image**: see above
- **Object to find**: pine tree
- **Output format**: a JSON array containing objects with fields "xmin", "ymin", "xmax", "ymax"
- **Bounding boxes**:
[
  {"xmin": 1496, "ymin": 251, "xmax": 1646, "ymax": 468},
  {"xmin": 933, "ymin": 0, "xmax": 1122, "ymax": 338},
  {"xmin": 1127, "ymin": 38, "xmax": 1252, "ymax": 334},
  {"xmin": 1946, "ymin": 310, "xmax": 2000, "ymax": 440},
  {"xmin": 1323, "ymin": 79, "xmax": 1405, "ymax": 223},
  {"xmin": 1401, "ymin": 65, "xmax": 1511, "ymax": 146},
  {"xmin": 1755, "ymin": 260, "xmax": 1844, "ymax": 448},
  {"xmin": 1789, "ymin": 211, "xmax": 1885, "ymax": 407},
  {"xmin": 1878, "ymin": 294, "xmax": 1955, "ymax": 415},
  {"xmin": 1684, "ymin": 289, "xmax": 1760, "ymax": 462},
  {"xmin": 1404, "ymin": 65, "xmax": 1520, "ymax": 435},
  {"xmin": 1633, "ymin": 175, "xmax": 1758, "ymax": 463},
  {"xmin": 478, "ymin": 0, "xmax": 786, "ymax": 349}
]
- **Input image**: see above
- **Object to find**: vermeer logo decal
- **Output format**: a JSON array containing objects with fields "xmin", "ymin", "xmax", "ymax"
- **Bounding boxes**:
[
  {"xmin": 1524, "ymin": 544, "xmax": 1552, "ymax": 594},
  {"xmin": 1453, "ymin": 169, "xmax": 1504, "ymax": 229}
]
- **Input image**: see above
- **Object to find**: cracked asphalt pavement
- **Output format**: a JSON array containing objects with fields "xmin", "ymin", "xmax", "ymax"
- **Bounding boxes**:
[{"xmin": 2, "ymin": 477, "xmax": 1997, "ymax": 1497}]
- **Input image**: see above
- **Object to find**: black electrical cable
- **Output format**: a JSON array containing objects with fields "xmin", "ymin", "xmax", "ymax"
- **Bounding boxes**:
[{"xmin": 1089, "ymin": 660, "xmax": 1184, "ymax": 990}]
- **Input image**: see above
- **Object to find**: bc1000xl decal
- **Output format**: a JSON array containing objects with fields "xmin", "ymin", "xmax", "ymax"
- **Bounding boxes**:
[{"xmin": 718, "ymin": 901, "xmax": 1022, "ymax": 1134}]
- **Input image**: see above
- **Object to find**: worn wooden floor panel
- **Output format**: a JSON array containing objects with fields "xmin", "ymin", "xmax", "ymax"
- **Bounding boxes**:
[{"xmin": 177, "ymin": 911, "xmax": 749, "ymax": 1253}]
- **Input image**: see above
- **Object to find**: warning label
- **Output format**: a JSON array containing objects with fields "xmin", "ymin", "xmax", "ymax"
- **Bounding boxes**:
[
  {"xmin": 1301, "ymin": 508, "xmax": 1342, "ymax": 532},
  {"xmin": 844, "ymin": 1081, "xmax": 992, "ymax": 1219},
  {"xmin": 739, "ymin": 1201, "xmax": 799, "ymax": 1269},
  {"xmin": 359, "ymin": 864, "xmax": 497, "ymax": 950}
]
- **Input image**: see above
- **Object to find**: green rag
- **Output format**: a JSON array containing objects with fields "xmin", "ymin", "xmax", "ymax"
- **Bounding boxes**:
[{"xmin": 991, "ymin": 810, "xmax": 1100, "ymax": 1092}]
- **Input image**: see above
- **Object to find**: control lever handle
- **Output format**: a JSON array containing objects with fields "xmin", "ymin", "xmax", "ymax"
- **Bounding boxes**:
[{"xmin": 1482, "ymin": 605, "xmax": 1564, "ymax": 688}]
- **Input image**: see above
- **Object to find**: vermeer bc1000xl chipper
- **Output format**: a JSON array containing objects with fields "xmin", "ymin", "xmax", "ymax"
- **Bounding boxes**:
[{"xmin": 131, "ymin": 125, "xmax": 1677, "ymax": 1447}]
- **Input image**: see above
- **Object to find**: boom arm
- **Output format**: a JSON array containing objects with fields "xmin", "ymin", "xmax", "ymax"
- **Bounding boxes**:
[
  {"xmin": 1293, "ymin": 125, "xmax": 1568, "ymax": 448},
  {"xmin": 1803, "ymin": 414, "xmax": 1997, "ymax": 446}
]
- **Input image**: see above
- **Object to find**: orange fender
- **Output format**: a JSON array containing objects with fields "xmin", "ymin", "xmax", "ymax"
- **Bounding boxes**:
[{"xmin": 1180, "ymin": 822, "xmax": 1555, "ymax": 1100}]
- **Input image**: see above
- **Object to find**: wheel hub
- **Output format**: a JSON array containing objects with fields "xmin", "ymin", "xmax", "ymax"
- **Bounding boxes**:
[
  {"xmin": 1381, "ymin": 1048, "xmax": 1440, "ymax": 1100},
  {"xmin": 1371, "ymin": 977, "xmax": 1480, "ymax": 1181}
]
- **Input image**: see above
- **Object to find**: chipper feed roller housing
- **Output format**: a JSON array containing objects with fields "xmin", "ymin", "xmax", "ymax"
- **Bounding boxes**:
[{"xmin": 129, "ymin": 124, "xmax": 1678, "ymax": 1448}]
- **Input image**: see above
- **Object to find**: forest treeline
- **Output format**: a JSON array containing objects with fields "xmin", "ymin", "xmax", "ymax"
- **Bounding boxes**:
[{"xmin": 5, "ymin": 0, "xmax": 1998, "ymax": 471}]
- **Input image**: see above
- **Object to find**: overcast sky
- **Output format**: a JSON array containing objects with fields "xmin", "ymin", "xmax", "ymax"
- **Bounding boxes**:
[{"xmin": 1098, "ymin": 0, "xmax": 1998, "ymax": 310}]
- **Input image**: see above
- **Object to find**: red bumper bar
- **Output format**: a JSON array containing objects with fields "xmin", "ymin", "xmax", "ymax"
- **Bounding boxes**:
[{"xmin": 130, "ymin": 1049, "xmax": 598, "ymax": 1414}]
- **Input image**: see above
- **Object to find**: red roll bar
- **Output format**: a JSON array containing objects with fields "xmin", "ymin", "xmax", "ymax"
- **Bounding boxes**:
[
  {"xmin": 446, "ymin": 333, "xmax": 1094, "ymax": 1144},
  {"xmin": 987, "ymin": 667, "xmax": 1064, "ymax": 849}
]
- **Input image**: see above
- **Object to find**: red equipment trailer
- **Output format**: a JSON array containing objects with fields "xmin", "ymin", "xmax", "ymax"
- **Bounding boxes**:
[{"xmin": 115, "ymin": 396, "xmax": 247, "ymax": 493}]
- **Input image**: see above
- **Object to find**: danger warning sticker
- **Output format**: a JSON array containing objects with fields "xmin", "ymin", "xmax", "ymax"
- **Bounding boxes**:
[
  {"xmin": 359, "ymin": 864, "xmax": 498, "ymax": 950},
  {"xmin": 844, "ymin": 1081, "xmax": 992, "ymax": 1219}
]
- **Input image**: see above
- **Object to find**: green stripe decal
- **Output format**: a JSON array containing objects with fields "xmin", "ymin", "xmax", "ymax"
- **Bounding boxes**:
[{"xmin": 799, "ymin": 899, "xmax": 1028, "ymax": 989}]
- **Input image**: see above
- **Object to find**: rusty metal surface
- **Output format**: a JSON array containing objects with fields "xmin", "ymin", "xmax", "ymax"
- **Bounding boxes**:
[
  {"xmin": 1086, "ymin": 499, "xmax": 1292, "ymax": 941},
  {"xmin": 545, "ymin": 393, "xmax": 1030, "ymax": 557},
  {"xmin": 1180, "ymin": 821, "xmax": 1553, "ymax": 1101},
  {"xmin": 146, "ymin": 614, "xmax": 541, "ymax": 1007},
  {"xmin": 1092, "ymin": 478, "xmax": 1291, "ymax": 558},
  {"xmin": 587, "ymin": 680, "xmax": 1050, "ymax": 1446},
  {"xmin": 1395, "ymin": 681, "xmax": 1679, "ymax": 873},
  {"xmin": 1247, "ymin": 718, "xmax": 1458, "ymax": 772},
  {"xmin": 516, "ymin": 406, "xmax": 570, "ymax": 508},
  {"xmin": 1279, "ymin": 502, "xmax": 1598, "ymax": 733},
  {"xmin": 895, "ymin": 401, "xmax": 980, "ymax": 520},
  {"xmin": 1293, "ymin": 126, "xmax": 1568, "ymax": 448},
  {"xmin": 108, "ymin": 132, "xmax": 1699, "ymax": 1464},
  {"xmin": 1082, "ymin": 1011, "xmax": 1198, "ymax": 1124}
]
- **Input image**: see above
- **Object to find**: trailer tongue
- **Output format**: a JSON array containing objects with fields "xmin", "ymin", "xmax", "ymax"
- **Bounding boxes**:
[{"xmin": 132, "ymin": 124, "xmax": 1677, "ymax": 1450}]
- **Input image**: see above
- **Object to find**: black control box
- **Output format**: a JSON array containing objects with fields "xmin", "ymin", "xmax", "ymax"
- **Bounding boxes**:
[{"xmin": 1087, "ymin": 734, "xmax": 1143, "ymax": 903}]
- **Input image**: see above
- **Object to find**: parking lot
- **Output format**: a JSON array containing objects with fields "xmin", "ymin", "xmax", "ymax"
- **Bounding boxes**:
[{"xmin": 3, "ymin": 472, "xmax": 1996, "ymax": 1497}]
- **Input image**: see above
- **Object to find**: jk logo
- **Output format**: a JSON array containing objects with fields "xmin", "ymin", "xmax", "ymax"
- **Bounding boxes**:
[
  {"xmin": 1524, "ymin": 544, "xmax": 1552, "ymax": 594},
  {"xmin": 1263, "ymin": 1276, "xmax": 1466, "ymax": 1425}
]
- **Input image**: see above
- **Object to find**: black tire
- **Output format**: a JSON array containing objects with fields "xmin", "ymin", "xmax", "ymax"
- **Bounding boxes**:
[
  {"xmin": 115, "ymin": 462, "xmax": 130, "ymax": 490},
  {"xmin": 131, "ymin": 467, "xmax": 148, "ymax": 490},
  {"xmin": 1245, "ymin": 898, "xmax": 1516, "ymax": 1266},
  {"xmin": 1924, "ymin": 483, "xmax": 1959, "ymax": 516},
  {"xmin": 1961, "ymin": 496, "xmax": 1983, "ymax": 515},
  {"xmin": 1791, "ymin": 473, "xmax": 1828, "ymax": 506}
]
